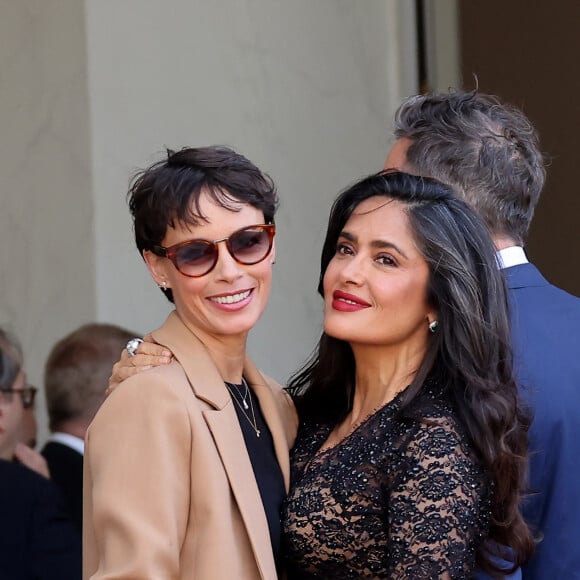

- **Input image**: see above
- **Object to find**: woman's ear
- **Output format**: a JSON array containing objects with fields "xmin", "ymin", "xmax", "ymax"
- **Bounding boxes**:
[
  {"xmin": 270, "ymin": 239, "xmax": 276, "ymax": 265},
  {"xmin": 143, "ymin": 250, "xmax": 170, "ymax": 287}
]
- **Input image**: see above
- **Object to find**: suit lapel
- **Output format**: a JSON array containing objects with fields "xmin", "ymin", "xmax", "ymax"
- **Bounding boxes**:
[{"xmin": 152, "ymin": 312, "xmax": 277, "ymax": 580}]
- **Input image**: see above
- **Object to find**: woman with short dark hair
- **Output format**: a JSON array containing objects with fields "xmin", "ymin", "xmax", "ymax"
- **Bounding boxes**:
[{"xmin": 83, "ymin": 146, "xmax": 297, "ymax": 579}]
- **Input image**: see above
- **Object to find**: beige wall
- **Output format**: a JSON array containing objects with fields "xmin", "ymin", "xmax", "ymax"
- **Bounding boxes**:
[
  {"xmin": 0, "ymin": 1, "xmax": 95, "ymax": 443},
  {"xmin": 1, "ymin": 0, "xmax": 418, "ymax": 445}
]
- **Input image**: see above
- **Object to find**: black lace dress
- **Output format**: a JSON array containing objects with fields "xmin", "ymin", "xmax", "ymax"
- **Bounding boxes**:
[{"xmin": 282, "ymin": 385, "xmax": 492, "ymax": 579}]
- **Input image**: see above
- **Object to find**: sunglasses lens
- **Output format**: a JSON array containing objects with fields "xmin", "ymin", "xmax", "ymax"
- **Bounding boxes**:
[
  {"xmin": 230, "ymin": 227, "xmax": 272, "ymax": 264},
  {"xmin": 175, "ymin": 241, "xmax": 217, "ymax": 276}
]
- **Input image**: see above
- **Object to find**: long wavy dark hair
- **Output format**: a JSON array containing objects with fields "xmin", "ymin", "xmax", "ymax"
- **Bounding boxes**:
[{"xmin": 288, "ymin": 171, "xmax": 534, "ymax": 574}]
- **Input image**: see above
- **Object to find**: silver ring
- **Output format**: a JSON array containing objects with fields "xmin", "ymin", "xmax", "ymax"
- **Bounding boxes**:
[{"xmin": 126, "ymin": 338, "xmax": 143, "ymax": 357}]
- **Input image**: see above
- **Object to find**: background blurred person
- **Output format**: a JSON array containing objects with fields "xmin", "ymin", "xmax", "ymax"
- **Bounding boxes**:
[
  {"xmin": 42, "ymin": 322, "xmax": 135, "ymax": 532},
  {"xmin": 0, "ymin": 326, "xmax": 81, "ymax": 579},
  {"xmin": 0, "ymin": 326, "xmax": 48, "ymax": 477}
]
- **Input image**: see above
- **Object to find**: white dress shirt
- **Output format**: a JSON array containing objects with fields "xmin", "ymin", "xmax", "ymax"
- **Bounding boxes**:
[
  {"xmin": 496, "ymin": 246, "xmax": 528, "ymax": 270},
  {"xmin": 48, "ymin": 432, "xmax": 85, "ymax": 455}
]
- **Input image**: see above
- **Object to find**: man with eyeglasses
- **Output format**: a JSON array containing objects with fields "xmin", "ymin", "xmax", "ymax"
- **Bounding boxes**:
[
  {"xmin": 0, "ymin": 383, "xmax": 36, "ymax": 407},
  {"xmin": 0, "ymin": 326, "xmax": 81, "ymax": 579},
  {"xmin": 0, "ymin": 328, "xmax": 43, "ymax": 471}
]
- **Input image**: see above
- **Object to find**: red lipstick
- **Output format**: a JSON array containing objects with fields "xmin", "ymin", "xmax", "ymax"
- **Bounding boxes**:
[{"xmin": 331, "ymin": 290, "xmax": 371, "ymax": 312}]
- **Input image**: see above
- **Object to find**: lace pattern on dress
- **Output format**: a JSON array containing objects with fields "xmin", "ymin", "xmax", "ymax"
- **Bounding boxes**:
[{"xmin": 282, "ymin": 385, "xmax": 491, "ymax": 579}]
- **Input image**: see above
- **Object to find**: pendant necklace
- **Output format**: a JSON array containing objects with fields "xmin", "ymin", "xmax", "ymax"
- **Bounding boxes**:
[{"xmin": 225, "ymin": 378, "xmax": 261, "ymax": 437}]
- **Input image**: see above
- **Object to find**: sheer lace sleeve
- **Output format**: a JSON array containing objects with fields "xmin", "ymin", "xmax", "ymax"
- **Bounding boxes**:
[{"xmin": 386, "ymin": 417, "xmax": 489, "ymax": 579}]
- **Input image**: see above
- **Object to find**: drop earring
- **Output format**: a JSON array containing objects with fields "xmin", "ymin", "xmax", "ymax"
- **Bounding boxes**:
[{"xmin": 158, "ymin": 280, "xmax": 168, "ymax": 290}]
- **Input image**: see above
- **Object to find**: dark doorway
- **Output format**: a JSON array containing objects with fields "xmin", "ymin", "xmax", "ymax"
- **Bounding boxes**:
[{"xmin": 458, "ymin": 2, "xmax": 580, "ymax": 295}]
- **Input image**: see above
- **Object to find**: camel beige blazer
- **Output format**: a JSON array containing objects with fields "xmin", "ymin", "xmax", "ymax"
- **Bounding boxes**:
[{"xmin": 83, "ymin": 312, "xmax": 298, "ymax": 580}]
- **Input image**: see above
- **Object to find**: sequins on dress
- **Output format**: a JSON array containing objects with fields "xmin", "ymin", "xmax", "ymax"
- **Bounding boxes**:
[{"xmin": 282, "ymin": 383, "xmax": 492, "ymax": 579}]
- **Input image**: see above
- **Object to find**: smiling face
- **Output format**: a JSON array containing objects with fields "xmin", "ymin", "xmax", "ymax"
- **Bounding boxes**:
[
  {"xmin": 323, "ymin": 196, "xmax": 435, "ymax": 352},
  {"xmin": 144, "ymin": 191, "xmax": 275, "ymax": 342}
]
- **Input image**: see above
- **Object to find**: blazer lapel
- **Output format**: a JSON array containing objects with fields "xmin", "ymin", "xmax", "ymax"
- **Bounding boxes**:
[
  {"xmin": 152, "ymin": 312, "xmax": 277, "ymax": 580},
  {"xmin": 202, "ymin": 409, "xmax": 276, "ymax": 580},
  {"xmin": 152, "ymin": 312, "xmax": 229, "ymax": 408}
]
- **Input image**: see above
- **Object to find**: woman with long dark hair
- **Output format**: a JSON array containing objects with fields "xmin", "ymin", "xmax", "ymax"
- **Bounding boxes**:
[{"xmin": 282, "ymin": 171, "xmax": 533, "ymax": 578}]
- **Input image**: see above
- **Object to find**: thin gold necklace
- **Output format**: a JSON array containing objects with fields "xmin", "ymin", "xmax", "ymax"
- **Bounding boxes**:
[{"xmin": 225, "ymin": 378, "xmax": 261, "ymax": 438}]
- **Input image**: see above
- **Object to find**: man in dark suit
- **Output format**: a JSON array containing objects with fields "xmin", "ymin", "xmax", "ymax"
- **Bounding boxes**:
[
  {"xmin": 0, "ymin": 459, "xmax": 81, "ymax": 580},
  {"xmin": 42, "ymin": 323, "xmax": 134, "ymax": 532},
  {"xmin": 1, "ymin": 326, "xmax": 81, "ymax": 579},
  {"xmin": 383, "ymin": 90, "xmax": 580, "ymax": 579}
]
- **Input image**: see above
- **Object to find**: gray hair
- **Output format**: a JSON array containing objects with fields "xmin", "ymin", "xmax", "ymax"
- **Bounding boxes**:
[{"xmin": 393, "ymin": 91, "xmax": 546, "ymax": 244}]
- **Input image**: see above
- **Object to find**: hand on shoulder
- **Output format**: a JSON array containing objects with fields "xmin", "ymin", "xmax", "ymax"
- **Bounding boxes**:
[{"xmin": 107, "ymin": 333, "xmax": 173, "ymax": 395}]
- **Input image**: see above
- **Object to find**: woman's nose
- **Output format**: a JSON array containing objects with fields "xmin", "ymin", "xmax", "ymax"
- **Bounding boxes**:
[
  {"xmin": 338, "ymin": 255, "xmax": 366, "ymax": 285},
  {"xmin": 213, "ymin": 242, "xmax": 243, "ymax": 281}
]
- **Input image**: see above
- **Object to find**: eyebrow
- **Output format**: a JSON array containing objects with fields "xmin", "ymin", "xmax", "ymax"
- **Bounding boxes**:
[{"xmin": 339, "ymin": 231, "xmax": 409, "ymax": 260}]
